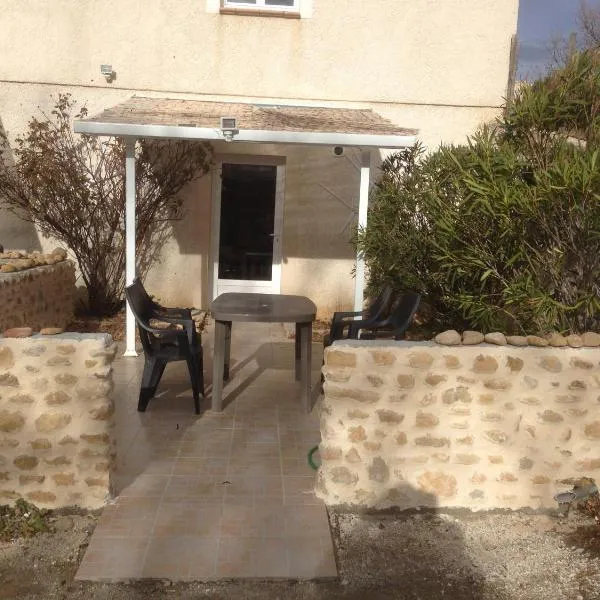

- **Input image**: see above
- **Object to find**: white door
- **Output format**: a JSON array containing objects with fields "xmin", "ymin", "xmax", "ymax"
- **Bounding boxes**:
[{"xmin": 211, "ymin": 157, "xmax": 284, "ymax": 299}]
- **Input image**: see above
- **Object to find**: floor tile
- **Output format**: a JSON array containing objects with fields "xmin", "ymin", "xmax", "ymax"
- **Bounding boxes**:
[
  {"xmin": 286, "ymin": 535, "xmax": 338, "ymax": 579},
  {"xmin": 153, "ymin": 504, "xmax": 223, "ymax": 537},
  {"xmin": 76, "ymin": 536, "xmax": 149, "ymax": 580},
  {"xmin": 118, "ymin": 474, "xmax": 170, "ymax": 498},
  {"xmin": 92, "ymin": 497, "xmax": 162, "ymax": 538},
  {"xmin": 223, "ymin": 475, "xmax": 284, "ymax": 501},
  {"xmin": 164, "ymin": 476, "xmax": 227, "ymax": 504},
  {"xmin": 216, "ymin": 537, "xmax": 288, "ymax": 578},
  {"xmin": 220, "ymin": 503, "xmax": 286, "ymax": 538},
  {"xmin": 141, "ymin": 536, "xmax": 218, "ymax": 579},
  {"xmin": 172, "ymin": 456, "xmax": 229, "ymax": 477},
  {"xmin": 283, "ymin": 475, "xmax": 321, "ymax": 505}
]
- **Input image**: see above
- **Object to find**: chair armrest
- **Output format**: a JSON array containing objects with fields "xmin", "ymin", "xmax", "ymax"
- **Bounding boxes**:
[
  {"xmin": 348, "ymin": 317, "xmax": 393, "ymax": 339},
  {"xmin": 149, "ymin": 314, "xmax": 199, "ymax": 347},
  {"xmin": 332, "ymin": 310, "xmax": 363, "ymax": 323},
  {"xmin": 136, "ymin": 318, "xmax": 187, "ymax": 341},
  {"xmin": 151, "ymin": 304, "xmax": 193, "ymax": 320}
]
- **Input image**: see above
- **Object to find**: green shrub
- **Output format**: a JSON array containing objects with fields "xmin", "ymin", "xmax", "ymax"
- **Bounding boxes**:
[{"xmin": 357, "ymin": 50, "xmax": 600, "ymax": 334}]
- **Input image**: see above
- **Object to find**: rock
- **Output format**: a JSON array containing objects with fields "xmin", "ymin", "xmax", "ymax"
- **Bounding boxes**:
[
  {"xmin": 0, "ymin": 410, "xmax": 25, "ymax": 432},
  {"xmin": 327, "ymin": 350, "xmax": 356, "ymax": 367},
  {"xmin": 506, "ymin": 356, "xmax": 524, "ymax": 372},
  {"xmin": 51, "ymin": 247, "xmax": 68, "ymax": 260},
  {"xmin": 473, "ymin": 355, "xmax": 498, "ymax": 373},
  {"xmin": 506, "ymin": 336, "xmax": 528, "ymax": 346},
  {"xmin": 396, "ymin": 374, "xmax": 415, "ymax": 389},
  {"xmin": 581, "ymin": 332, "xmax": 600, "ymax": 347},
  {"xmin": 539, "ymin": 356, "xmax": 562, "ymax": 373},
  {"xmin": 3, "ymin": 327, "xmax": 33, "ymax": 338},
  {"xmin": 462, "ymin": 331, "xmax": 484, "ymax": 345},
  {"xmin": 484, "ymin": 332, "xmax": 507, "ymax": 345},
  {"xmin": 417, "ymin": 471, "xmax": 457, "ymax": 498},
  {"xmin": 435, "ymin": 330, "xmax": 461, "ymax": 345},
  {"xmin": 53, "ymin": 516, "xmax": 74, "ymax": 532},
  {"xmin": 527, "ymin": 335, "xmax": 549, "ymax": 347},
  {"xmin": 0, "ymin": 264, "xmax": 17, "ymax": 273},
  {"xmin": 40, "ymin": 327, "xmax": 65, "ymax": 335},
  {"xmin": 330, "ymin": 466, "xmax": 358, "ymax": 486},
  {"xmin": 444, "ymin": 355, "xmax": 461, "ymax": 368},
  {"xmin": 566, "ymin": 334, "xmax": 583, "ymax": 348},
  {"xmin": 546, "ymin": 332, "xmax": 568, "ymax": 347},
  {"xmin": 408, "ymin": 352, "xmax": 434, "ymax": 369},
  {"xmin": 368, "ymin": 457, "xmax": 390, "ymax": 484},
  {"xmin": 0, "ymin": 347, "xmax": 14, "ymax": 369}
]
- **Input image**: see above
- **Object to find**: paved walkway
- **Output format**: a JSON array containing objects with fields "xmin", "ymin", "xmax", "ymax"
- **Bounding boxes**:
[{"xmin": 76, "ymin": 321, "xmax": 336, "ymax": 581}]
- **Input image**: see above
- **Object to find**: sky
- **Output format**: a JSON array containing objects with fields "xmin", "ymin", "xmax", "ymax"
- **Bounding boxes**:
[{"xmin": 517, "ymin": 0, "xmax": 600, "ymax": 79}]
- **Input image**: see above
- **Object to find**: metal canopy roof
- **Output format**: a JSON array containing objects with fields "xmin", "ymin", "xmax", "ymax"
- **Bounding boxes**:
[{"xmin": 73, "ymin": 96, "xmax": 418, "ymax": 148}]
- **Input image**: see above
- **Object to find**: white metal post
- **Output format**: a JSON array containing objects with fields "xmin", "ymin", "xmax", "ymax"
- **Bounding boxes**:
[
  {"xmin": 354, "ymin": 150, "xmax": 371, "ymax": 312},
  {"xmin": 124, "ymin": 138, "xmax": 138, "ymax": 357}
]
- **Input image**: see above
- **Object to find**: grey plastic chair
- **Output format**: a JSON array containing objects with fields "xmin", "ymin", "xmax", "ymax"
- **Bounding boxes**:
[
  {"xmin": 323, "ymin": 285, "xmax": 394, "ymax": 348},
  {"xmin": 125, "ymin": 278, "xmax": 204, "ymax": 414},
  {"xmin": 348, "ymin": 292, "xmax": 421, "ymax": 340}
]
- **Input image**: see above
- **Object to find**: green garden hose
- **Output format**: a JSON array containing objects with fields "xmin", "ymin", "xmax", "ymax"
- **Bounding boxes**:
[{"xmin": 308, "ymin": 445, "xmax": 320, "ymax": 470}]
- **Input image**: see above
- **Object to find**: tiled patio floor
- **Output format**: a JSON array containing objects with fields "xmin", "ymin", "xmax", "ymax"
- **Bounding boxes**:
[{"xmin": 76, "ymin": 321, "xmax": 337, "ymax": 581}]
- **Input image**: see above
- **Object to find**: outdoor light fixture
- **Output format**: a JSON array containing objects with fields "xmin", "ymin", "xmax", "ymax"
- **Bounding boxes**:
[
  {"xmin": 220, "ymin": 117, "xmax": 239, "ymax": 142},
  {"xmin": 100, "ymin": 64, "xmax": 115, "ymax": 83}
]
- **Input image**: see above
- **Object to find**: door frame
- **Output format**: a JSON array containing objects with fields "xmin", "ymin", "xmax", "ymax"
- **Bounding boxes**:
[{"xmin": 210, "ymin": 154, "xmax": 286, "ymax": 300}]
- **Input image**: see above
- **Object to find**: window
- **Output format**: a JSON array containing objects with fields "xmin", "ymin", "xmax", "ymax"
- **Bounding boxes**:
[{"xmin": 223, "ymin": 0, "xmax": 299, "ymax": 12}]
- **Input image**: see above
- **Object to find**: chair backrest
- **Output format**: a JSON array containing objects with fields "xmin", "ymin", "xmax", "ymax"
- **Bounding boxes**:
[
  {"xmin": 366, "ymin": 285, "xmax": 394, "ymax": 321},
  {"xmin": 389, "ymin": 292, "xmax": 421, "ymax": 340},
  {"xmin": 125, "ymin": 278, "xmax": 155, "ymax": 354}
]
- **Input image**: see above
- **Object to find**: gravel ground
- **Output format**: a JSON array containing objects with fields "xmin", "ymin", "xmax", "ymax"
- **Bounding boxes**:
[{"xmin": 1, "ymin": 508, "xmax": 600, "ymax": 599}]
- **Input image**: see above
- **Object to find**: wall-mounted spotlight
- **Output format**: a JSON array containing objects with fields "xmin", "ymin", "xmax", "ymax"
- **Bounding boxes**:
[
  {"xmin": 220, "ymin": 117, "xmax": 239, "ymax": 142},
  {"xmin": 100, "ymin": 64, "xmax": 115, "ymax": 83}
]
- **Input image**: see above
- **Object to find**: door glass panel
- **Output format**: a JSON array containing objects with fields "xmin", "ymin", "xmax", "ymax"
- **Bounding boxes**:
[{"xmin": 218, "ymin": 163, "xmax": 277, "ymax": 282}]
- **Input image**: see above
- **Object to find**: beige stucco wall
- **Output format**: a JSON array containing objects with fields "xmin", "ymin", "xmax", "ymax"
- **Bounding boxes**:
[
  {"xmin": 318, "ymin": 341, "xmax": 600, "ymax": 511},
  {"xmin": 0, "ymin": 0, "xmax": 519, "ymax": 314},
  {"xmin": 0, "ymin": 1, "xmax": 518, "ymax": 107},
  {"xmin": 0, "ymin": 334, "xmax": 116, "ymax": 509}
]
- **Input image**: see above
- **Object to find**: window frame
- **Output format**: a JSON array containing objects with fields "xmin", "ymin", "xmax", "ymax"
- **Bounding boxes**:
[{"xmin": 222, "ymin": 0, "xmax": 300, "ymax": 13}]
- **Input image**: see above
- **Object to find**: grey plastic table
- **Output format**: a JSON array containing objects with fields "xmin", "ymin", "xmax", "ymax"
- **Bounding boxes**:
[{"xmin": 210, "ymin": 293, "xmax": 317, "ymax": 412}]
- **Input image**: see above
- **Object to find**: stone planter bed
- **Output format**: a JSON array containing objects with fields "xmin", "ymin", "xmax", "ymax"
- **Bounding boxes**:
[
  {"xmin": 0, "ymin": 249, "xmax": 75, "ymax": 333},
  {"xmin": 318, "ymin": 335, "xmax": 600, "ymax": 511}
]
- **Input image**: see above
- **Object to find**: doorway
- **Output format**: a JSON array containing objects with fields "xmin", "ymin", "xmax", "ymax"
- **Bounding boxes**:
[{"xmin": 211, "ymin": 157, "xmax": 284, "ymax": 298}]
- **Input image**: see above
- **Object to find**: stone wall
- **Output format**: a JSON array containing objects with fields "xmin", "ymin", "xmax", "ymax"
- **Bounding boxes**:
[
  {"xmin": 0, "ymin": 334, "xmax": 116, "ymax": 509},
  {"xmin": 0, "ymin": 260, "xmax": 76, "ymax": 332},
  {"xmin": 318, "ymin": 341, "xmax": 600, "ymax": 511}
]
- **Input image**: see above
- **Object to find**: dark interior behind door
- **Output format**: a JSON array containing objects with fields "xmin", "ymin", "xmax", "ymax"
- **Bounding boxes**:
[{"xmin": 218, "ymin": 163, "xmax": 277, "ymax": 281}]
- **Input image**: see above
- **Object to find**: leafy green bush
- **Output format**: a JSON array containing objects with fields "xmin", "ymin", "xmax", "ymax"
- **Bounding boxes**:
[{"xmin": 357, "ymin": 50, "xmax": 600, "ymax": 334}]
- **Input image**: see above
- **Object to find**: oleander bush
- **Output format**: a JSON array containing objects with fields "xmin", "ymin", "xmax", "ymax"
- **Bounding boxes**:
[{"xmin": 357, "ymin": 49, "xmax": 600, "ymax": 334}]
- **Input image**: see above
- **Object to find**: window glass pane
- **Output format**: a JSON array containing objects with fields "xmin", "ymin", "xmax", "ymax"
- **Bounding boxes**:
[
  {"xmin": 265, "ymin": 0, "xmax": 295, "ymax": 6},
  {"xmin": 226, "ymin": 0, "xmax": 257, "ymax": 4}
]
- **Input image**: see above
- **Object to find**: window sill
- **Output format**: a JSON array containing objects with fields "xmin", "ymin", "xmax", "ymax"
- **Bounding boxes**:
[{"xmin": 220, "ymin": 7, "xmax": 301, "ymax": 18}]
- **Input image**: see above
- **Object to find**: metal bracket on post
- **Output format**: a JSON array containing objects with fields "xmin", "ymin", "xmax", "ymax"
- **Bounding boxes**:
[{"xmin": 123, "ymin": 137, "xmax": 138, "ymax": 357}]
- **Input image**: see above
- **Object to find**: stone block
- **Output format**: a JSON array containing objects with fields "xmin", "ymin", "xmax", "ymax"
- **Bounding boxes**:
[
  {"xmin": 418, "ymin": 471, "xmax": 457, "ymax": 497},
  {"xmin": 327, "ymin": 350, "xmax": 357, "ymax": 368},
  {"xmin": 473, "ymin": 355, "xmax": 498, "ymax": 373},
  {"xmin": 35, "ymin": 412, "xmax": 72, "ymax": 432},
  {"xmin": 370, "ymin": 350, "xmax": 396, "ymax": 366},
  {"xmin": 0, "ymin": 410, "xmax": 25, "ymax": 433}
]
